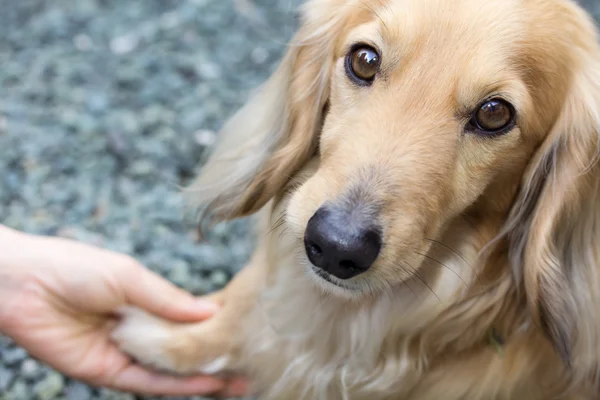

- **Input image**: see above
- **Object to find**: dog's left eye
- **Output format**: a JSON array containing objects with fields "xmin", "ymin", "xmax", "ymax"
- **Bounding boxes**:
[
  {"xmin": 467, "ymin": 99, "xmax": 515, "ymax": 135},
  {"xmin": 346, "ymin": 45, "xmax": 380, "ymax": 85}
]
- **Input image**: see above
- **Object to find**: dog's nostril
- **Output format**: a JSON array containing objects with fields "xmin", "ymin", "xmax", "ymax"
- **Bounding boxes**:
[
  {"xmin": 308, "ymin": 242, "xmax": 323, "ymax": 257},
  {"xmin": 305, "ymin": 240, "xmax": 324, "ymax": 267},
  {"xmin": 339, "ymin": 260, "xmax": 360, "ymax": 271}
]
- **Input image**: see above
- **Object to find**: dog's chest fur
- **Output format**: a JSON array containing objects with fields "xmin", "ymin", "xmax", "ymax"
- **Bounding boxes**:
[{"xmin": 234, "ymin": 233, "xmax": 475, "ymax": 400}]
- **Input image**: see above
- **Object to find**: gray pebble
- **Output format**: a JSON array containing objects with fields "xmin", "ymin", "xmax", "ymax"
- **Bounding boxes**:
[
  {"xmin": 32, "ymin": 371, "xmax": 64, "ymax": 400},
  {"xmin": 1, "ymin": 347, "xmax": 27, "ymax": 366},
  {"xmin": 5, "ymin": 379, "xmax": 30, "ymax": 400},
  {"xmin": 64, "ymin": 381, "xmax": 93, "ymax": 400},
  {"xmin": 210, "ymin": 269, "xmax": 230, "ymax": 288},
  {"xmin": 0, "ymin": 335, "xmax": 13, "ymax": 347},
  {"xmin": 128, "ymin": 160, "xmax": 155, "ymax": 177},
  {"xmin": 167, "ymin": 259, "xmax": 192, "ymax": 288},
  {"xmin": 110, "ymin": 34, "xmax": 139, "ymax": 55},
  {"xmin": 251, "ymin": 47, "xmax": 269, "ymax": 65},
  {"xmin": 0, "ymin": 365, "xmax": 15, "ymax": 391},
  {"xmin": 98, "ymin": 388, "xmax": 135, "ymax": 400},
  {"xmin": 187, "ymin": 276, "xmax": 213, "ymax": 296},
  {"xmin": 20, "ymin": 359, "xmax": 40, "ymax": 380}
]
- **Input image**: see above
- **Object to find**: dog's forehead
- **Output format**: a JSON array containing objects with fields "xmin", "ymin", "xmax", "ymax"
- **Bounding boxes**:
[
  {"xmin": 336, "ymin": 0, "xmax": 530, "ymax": 112},
  {"xmin": 370, "ymin": 0, "xmax": 527, "ymax": 63}
]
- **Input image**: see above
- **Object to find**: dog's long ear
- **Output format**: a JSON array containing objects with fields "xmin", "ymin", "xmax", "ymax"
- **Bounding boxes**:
[
  {"xmin": 185, "ymin": 1, "xmax": 353, "ymax": 224},
  {"xmin": 505, "ymin": 13, "xmax": 600, "ymax": 375}
]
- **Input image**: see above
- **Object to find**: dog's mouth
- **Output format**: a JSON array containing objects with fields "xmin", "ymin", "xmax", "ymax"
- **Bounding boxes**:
[
  {"xmin": 307, "ymin": 264, "xmax": 364, "ymax": 294},
  {"xmin": 310, "ymin": 266, "xmax": 345, "ymax": 287}
]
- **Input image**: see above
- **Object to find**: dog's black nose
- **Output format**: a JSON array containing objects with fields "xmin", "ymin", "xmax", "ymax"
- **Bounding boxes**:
[{"xmin": 304, "ymin": 206, "xmax": 381, "ymax": 280}]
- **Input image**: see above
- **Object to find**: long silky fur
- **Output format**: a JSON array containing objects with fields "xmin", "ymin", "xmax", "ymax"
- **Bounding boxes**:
[{"xmin": 114, "ymin": 1, "xmax": 600, "ymax": 399}]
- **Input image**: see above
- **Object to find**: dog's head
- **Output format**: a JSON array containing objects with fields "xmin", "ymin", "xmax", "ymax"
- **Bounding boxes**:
[{"xmin": 190, "ymin": 0, "xmax": 600, "ymax": 368}]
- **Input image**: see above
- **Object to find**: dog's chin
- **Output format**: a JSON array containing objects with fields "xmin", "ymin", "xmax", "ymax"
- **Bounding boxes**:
[{"xmin": 302, "ymin": 261, "xmax": 367, "ymax": 300}]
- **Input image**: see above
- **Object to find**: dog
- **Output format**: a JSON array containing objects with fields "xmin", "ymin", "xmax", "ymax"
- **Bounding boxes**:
[{"xmin": 111, "ymin": 0, "xmax": 600, "ymax": 398}]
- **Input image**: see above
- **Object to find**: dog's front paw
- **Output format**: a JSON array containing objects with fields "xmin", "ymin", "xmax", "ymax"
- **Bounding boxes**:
[
  {"xmin": 111, "ymin": 306, "xmax": 231, "ymax": 375},
  {"xmin": 111, "ymin": 306, "xmax": 183, "ymax": 373}
]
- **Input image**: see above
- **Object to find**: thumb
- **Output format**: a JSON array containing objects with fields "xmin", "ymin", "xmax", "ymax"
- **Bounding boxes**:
[{"xmin": 120, "ymin": 262, "xmax": 219, "ymax": 322}]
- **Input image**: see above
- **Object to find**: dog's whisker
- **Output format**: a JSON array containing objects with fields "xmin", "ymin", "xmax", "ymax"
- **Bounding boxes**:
[
  {"xmin": 402, "ymin": 261, "xmax": 443, "ymax": 304},
  {"xmin": 386, "ymin": 264, "xmax": 420, "ymax": 303},
  {"xmin": 278, "ymin": 226, "xmax": 291, "ymax": 239},
  {"xmin": 423, "ymin": 238, "xmax": 482, "ymax": 285},
  {"xmin": 266, "ymin": 211, "xmax": 287, "ymax": 237},
  {"xmin": 412, "ymin": 250, "xmax": 469, "ymax": 288}
]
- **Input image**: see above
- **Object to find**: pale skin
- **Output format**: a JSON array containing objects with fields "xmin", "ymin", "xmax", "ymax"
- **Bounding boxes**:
[{"xmin": 0, "ymin": 224, "xmax": 247, "ymax": 397}]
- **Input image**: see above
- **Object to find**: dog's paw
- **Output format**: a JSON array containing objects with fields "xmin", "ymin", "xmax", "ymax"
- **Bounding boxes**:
[
  {"xmin": 111, "ymin": 306, "xmax": 231, "ymax": 375},
  {"xmin": 111, "ymin": 306, "xmax": 182, "ymax": 373}
]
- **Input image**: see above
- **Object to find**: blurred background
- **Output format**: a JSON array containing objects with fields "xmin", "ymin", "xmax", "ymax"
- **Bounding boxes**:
[{"xmin": 0, "ymin": 1, "xmax": 598, "ymax": 399}]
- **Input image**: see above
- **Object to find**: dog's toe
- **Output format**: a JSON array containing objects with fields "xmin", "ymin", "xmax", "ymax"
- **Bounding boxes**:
[
  {"xmin": 111, "ymin": 306, "xmax": 182, "ymax": 373},
  {"xmin": 111, "ymin": 306, "xmax": 231, "ymax": 375}
]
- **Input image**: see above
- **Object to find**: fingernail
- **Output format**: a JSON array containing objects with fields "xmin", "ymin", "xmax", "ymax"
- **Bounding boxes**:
[{"xmin": 195, "ymin": 299, "xmax": 219, "ymax": 313}]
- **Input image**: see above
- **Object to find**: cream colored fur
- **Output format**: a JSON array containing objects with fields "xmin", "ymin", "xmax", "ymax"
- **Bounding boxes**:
[{"xmin": 111, "ymin": 0, "xmax": 600, "ymax": 398}]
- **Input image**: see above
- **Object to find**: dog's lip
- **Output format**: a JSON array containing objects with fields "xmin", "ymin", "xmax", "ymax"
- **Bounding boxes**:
[{"xmin": 310, "ymin": 265, "xmax": 349, "ymax": 289}]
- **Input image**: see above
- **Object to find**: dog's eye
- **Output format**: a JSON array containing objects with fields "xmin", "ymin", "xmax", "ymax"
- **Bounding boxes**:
[
  {"xmin": 468, "ymin": 99, "xmax": 515, "ymax": 134},
  {"xmin": 346, "ymin": 45, "xmax": 380, "ymax": 85}
]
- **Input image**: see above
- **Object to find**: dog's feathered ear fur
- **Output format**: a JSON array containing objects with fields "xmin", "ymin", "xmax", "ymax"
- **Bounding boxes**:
[
  {"xmin": 185, "ymin": 0, "xmax": 355, "ymax": 225},
  {"xmin": 504, "ymin": 9, "xmax": 600, "ymax": 379}
]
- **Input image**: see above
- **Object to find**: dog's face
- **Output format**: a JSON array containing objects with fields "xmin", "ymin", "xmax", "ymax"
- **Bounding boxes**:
[
  {"xmin": 283, "ymin": 0, "xmax": 573, "ymax": 293},
  {"xmin": 192, "ymin": 0, "xmax": 600, "ymax": 359}
]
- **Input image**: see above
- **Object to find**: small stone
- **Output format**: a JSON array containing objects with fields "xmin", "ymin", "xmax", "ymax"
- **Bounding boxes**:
[
  {"xmin": 138, "ymin": 21, "xmax": 159, "ymax": 40},
  {"xmin": 73, "ymin": 34, "xmax": 93, "ymax": 51},
  {"xmin": 0, "ymin": 365, "xmax": 15, "ymax": 391},
  {"xmin": 5, "ymin": 380, "xmax": 29, "ymax": 400},
  {"xmin": 59, "ymin": 108, "xmax": 80, "ymax": 130},
  {"xmin": 210, "ymin": 269, "xmax": 229, "ymax": 288},
  {"xmin": 187, "ymin": 277, "xmax": 213, "ymax": 296},
  {"xmin": 1, "ymin": 347, "xmax": 27, "ymax": 365},
  {"xmin": 129, "ymin": 160, "xmax": 155, "ymax": 177},
  {"xmin": 64, "ymin": 381, "xmax": 92, "ymax": 400},
  {"xmin": 33, "ymin": 371, "xmax": 64, "ymax": 400},
  {"xmin": 106, "ymin": 130, "xmax": 131, "ymax": 160},
  {"xmin": 141, "ymin": 105, "xmax": 175, "ymax": 128},
  {"xmin": 160, "ymin": 11, "xmax": 181, "ymax": 31},
  {"xmin": 76, "ymin": 114, "xmax": 99, "ymax": 134},
  {"xmin": 190, "ymin": 245, "xmax": 228, "ymax": 271},
  {"xmin": 197, "ymin": 62, "xmax": 221, "ymax": 80},
  {"xmin": 0, "ymin": 335, "xmax": 13, "ymax": 347},
  {"xmin": 251, "ymin": 47, "xmax": 269, "ymax": 64},
  {"xmin": 194, "ymin": 129, "xmax": 216, "ymax": 147},
  {"xmin": 180, "ymin": 109, "xmax": 207, "ymax": 132},
  {"xmin": 86, "ymin": 93, "xmax": 108, "ymax": 114},
  {"xmin": 168, "ymin": 259, "xmax": 192, "ymax": 287},
  {"xmin": 110, "ymin": 34, "xmax": 139, "ymax": 55},
  {"xmin": 98, "ymin": 388, "xmax": 135, "ymax": 400},
  {"xmin": 20, "ymin": 359, "xmax": 40, "ymax": 380},
  {"xmin": 211, "ymin": 222, "xmax": 232, "ymax": 241}
]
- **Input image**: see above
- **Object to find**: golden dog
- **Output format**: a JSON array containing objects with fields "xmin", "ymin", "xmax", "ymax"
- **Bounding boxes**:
[{"xmin": 112, "ymin": 0, "xmax": 600, "ymax": 398}]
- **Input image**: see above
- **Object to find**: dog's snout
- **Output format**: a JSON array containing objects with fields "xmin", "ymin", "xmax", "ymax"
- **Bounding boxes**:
[{"xmin": 304, "ymin": 207, "xmax": 381, "ymax": 280}]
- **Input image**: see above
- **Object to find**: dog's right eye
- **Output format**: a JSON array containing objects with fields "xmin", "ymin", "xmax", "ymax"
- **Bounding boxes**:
[
  {"xmin": 345, "ymin": 45, "xmax": 380, "ymax": 86},
  {"xmin": 467, "ymin": 98, "xmax": 516, "ymax": 136}
]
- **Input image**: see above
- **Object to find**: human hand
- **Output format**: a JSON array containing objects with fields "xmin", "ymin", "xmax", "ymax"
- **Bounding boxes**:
[{"xmin": 0, "ymin": 225, "xmax": 247, "ymax": 397}]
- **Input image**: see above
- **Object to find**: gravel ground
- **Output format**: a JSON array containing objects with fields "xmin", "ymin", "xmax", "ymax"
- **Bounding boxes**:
[
  {"xmin": 0, "ymin": 1, "xmax": 599, "ymax": 399},
  {"xmin": 0, "ymin": 0, "xmax": 300, "ymax": 399}
]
